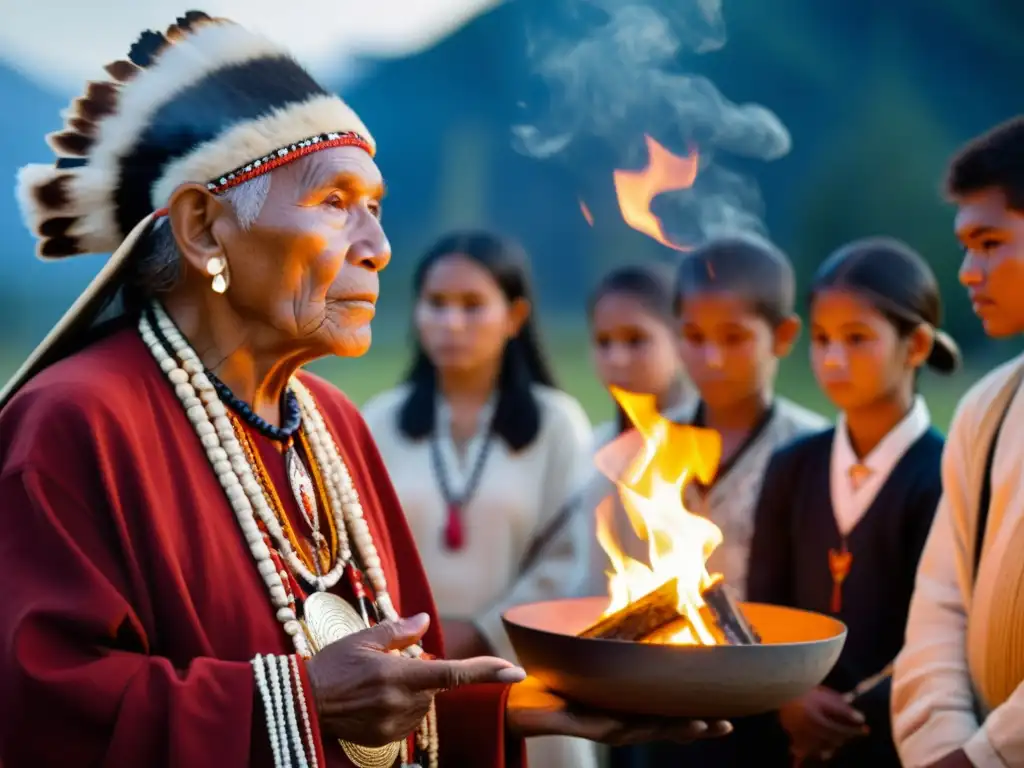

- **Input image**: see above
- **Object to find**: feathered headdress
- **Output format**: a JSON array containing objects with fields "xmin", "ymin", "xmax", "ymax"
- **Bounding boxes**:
[{"xmin": 2, "ymin": 10, "xmax": 376, "ymax": 407}]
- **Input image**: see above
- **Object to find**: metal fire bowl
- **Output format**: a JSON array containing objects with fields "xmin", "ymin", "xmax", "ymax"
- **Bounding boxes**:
[{"xmin": 502, "ymin": 596, "xmax": 847, "ymax": 719}]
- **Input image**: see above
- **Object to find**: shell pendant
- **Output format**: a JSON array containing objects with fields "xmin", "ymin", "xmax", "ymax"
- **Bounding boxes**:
[
  {"xmin": 302, "ymin": 592, "xmax": 402, "ymax": 767},
  {"xmin": 285, "ymin": 445, "xmax": 330, "ymax": 570}
]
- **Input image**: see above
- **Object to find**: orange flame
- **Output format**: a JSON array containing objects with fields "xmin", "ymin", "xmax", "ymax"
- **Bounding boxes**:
[
  {"xmin": 580, "ymin": 200, "xmax": 595, "ymax": 226},
  {"xmin": 595, "ymin": 386, "xmax": 723, "ymax": 645},
  {"xmin": 613, "ymin": 135, "xmax": 698, "ymax": 251}
]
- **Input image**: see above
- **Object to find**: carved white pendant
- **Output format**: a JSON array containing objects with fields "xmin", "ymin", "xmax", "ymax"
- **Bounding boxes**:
[
  {"xmin": 286, "ymin": 445, "xmax": 319, "ymax": 528},
  {"xmin": 286, "ymin": 445, "xmax": 331, "ymax": 570}
]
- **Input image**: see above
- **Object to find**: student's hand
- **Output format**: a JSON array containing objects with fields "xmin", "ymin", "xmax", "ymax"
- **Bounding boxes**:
[
  {"xmin": 778, "ymin": 686, "xmax": 869, "ymax": 761},
  {"xmin": 925, "ymin": 749, "xmax": 972, "ymax": 768},
  {"xmin": 441, "ymin": 618, "xmax": 492, "ymax": 659},
  {"xmin": 506, "ymin": 676, "xmax": 733, "ymax": 744}
]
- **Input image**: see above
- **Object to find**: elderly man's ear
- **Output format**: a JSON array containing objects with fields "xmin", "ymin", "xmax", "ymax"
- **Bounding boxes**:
[{"xmin": 167, "ymin": 184, "xmax": 233, "ymax": 286}]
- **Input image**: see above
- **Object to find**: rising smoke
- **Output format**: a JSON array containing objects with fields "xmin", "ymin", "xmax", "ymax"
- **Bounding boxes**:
[{"xmin": 512, "ymin": 0, "xmax": 791, "ymax": 244}]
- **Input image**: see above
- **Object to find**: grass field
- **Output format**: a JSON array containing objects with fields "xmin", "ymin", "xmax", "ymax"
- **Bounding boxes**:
[{"xmin": 0, "ymin": 333, "xmax": 982, "ymax": 433}]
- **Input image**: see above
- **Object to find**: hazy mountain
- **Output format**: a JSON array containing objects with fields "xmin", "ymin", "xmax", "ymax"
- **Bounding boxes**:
[{"xmin": 2, "ymin": 0, "xmax": 1021, "ymax": 344}]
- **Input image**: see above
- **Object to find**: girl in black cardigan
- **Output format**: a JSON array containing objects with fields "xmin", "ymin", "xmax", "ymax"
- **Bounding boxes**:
[{"xmin": 746, "ymin": 237, "xmax": 961, "ymax": 767}]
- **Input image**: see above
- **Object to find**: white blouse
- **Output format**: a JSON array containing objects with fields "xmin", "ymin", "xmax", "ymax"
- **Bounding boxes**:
[
  {"xmin": 361, "ymin": 383, "xmax": 595, "ymax": 660},
  {"xmin": 829, "ymin": 395, "xmax": 931, "ymax": 537}
]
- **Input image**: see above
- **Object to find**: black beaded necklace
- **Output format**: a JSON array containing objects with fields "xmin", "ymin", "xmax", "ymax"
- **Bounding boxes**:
[
  {"xmin": 205, "ymin": 370, "xmax": 302, "ymax": 443},
  {"xmin": 203, "ymin": 370, "xmax": 336, "ymax": 578},
  {"xmin": 143, "ymin": 303, "xmax": 303, "ymax": 443}
]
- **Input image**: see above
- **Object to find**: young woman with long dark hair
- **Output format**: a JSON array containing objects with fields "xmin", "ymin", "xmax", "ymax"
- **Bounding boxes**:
[{"xmin": 362, "ymin": 230, "xmax": 598, "ymax": 768}]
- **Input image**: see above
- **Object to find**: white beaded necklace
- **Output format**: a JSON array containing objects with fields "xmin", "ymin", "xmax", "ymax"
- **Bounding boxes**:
[{"xmin": 139, "ymin": 302, "xmax": 437, "ymax": 766}]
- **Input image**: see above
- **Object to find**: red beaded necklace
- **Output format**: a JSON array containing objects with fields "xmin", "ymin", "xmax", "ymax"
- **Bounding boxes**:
[{"xmin": 429, "ymin": 426, "xmax": 494, "ymax": 551}]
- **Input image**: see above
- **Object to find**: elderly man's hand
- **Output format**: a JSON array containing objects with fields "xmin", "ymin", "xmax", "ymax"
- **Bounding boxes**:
[
  {"xmin": 306, "ymin": 613, "xmax": 525, "ymax": 746},
  {"xmin": 505, "ymin": 676, "xmax": 733, "ymax": 745}
]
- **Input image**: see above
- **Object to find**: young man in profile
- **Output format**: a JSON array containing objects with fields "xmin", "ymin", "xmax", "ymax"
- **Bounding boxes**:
[{"xmin": 892, "ymin": 116, "xmax": 1024, "ymax": 768}]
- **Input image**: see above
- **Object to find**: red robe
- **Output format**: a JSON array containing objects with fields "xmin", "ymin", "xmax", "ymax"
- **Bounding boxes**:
[{"xmin": 0, "ymin": 326, "xmax": 524, "ymax": 768}]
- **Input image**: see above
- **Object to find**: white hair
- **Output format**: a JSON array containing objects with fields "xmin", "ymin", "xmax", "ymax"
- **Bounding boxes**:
[
  {"xmin": 220, "ymin": 172, "xmax": 273, "ymax": 229},
  {"xmin": 134, "ymin": 173, "xmax": 271, "ymax": 295}
]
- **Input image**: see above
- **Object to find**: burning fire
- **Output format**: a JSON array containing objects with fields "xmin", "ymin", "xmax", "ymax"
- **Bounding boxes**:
[
  {"xmin": 612, "ymin": 134, "xmax": 699, "ymax": 251},
  {"xmin": 595, "ymin": 386, "xmax": 723, "ymax": 645}
]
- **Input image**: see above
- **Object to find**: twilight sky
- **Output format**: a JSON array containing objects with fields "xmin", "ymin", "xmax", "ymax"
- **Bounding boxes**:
[{"xmin": 0, "ymin": 0, "xmax": 501, "ymax": 92}]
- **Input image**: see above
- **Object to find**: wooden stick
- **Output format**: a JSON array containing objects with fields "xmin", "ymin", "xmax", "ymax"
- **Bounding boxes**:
[
  {"xmin": 843, "ymin": 663, "xmax": 893, "ymax": 703},
  {"xmin": 638, "ymin": 616, "xmax": 691, "ymax": 645},
  {"xmin": 578, "ymin": 578, "xmax": 683, "ymax": 641},
  {"xmin": 702, "ymin": 575, "xmax": 761, "ymax": 645}
]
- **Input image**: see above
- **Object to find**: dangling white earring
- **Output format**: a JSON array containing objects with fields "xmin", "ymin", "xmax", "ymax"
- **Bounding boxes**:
[{"xmin": 206, "ymin": 256, "xmax": 229, "ymax": 294}]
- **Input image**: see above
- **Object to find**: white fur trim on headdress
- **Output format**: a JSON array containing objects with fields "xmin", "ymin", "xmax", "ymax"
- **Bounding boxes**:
[{"xmin": 152, "ymin": 94, "xmax": 373, "ymax": 207}]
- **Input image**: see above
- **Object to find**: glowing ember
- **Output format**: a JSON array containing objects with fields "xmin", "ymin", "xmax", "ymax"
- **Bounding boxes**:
[
  {"xmin": 612, "ymin": 135, "xmax": 698, "ymax": 251},
  {"xmin": 580, "ymin": 200, "xmax": 595, "ymax": 226},
  {"xmin": 595, "ymin": 386, "xmax": 723, "ymax": 645}
]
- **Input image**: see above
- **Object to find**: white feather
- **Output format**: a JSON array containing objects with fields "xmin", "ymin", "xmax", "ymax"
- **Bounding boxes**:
[
  {"xmin": 70, "ymin": 22, "xmax": 288, "ymax": 251},
  {"xmin": 15, "ymin": 19, "xmax": 375, "ymax": 260},
  {"xmin": 14, "ymin": 164, "xmax": 64, "ymax": 232}
]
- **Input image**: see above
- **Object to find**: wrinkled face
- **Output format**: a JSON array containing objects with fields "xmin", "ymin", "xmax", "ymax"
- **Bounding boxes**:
[
  {"xmin": 590, "ymin": 292, "xmax": 681, "ymax": 398},
  {"xmin": 810, "ymin": 289, "xmax": 927, "ymax": 412},
  {"xmin": 213, "ymin": 146, "xmax": 390, "ymax": 358},
  {"xmin": 675, "ymin": 291, "xmax": 792, "ymax": 408},
  {"xmin": 414, "ymin": 254, "xmax": 527, "ymax": 374},
  {"xmin": 955, "ymin": 187, "xmax": 1024, "ymax": 338}
]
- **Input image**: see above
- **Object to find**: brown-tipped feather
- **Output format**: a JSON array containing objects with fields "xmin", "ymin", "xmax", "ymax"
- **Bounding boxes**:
[
  {"xmin": 165, "ymin": 24, "xmax": 186, "ymax": 42},
  {"xmin": 71, "ymin": 96, "xmax": 115, "ymax": 123},
  {"xmin": 178, "ymin": 11, "xmax": 214, "ymax": 29},
  {"xmin": 68, "ymin": 118, "xmax": 96, "ymax": 136},
  {"xmin": 170, "ymin": 11, "xmax": 219, "ymax": 37},
  {"xmin": 84, "ymin": 82, "xmax": 120, "ymax": 114},
  {"xmin": 47, "ymin": 131, "xmax": 95, "ymax": 157},
  {"xmin": 40, "ymin": 235, "xmax": 82, "ymax": 258},
  {"xmin": 37, "ymin": 216, "xmax": 77, "ymax": 238},
  {"xmin": 33, "ymin": 175, "xmax": 74, "ymax": 210},
  {"xmin": 104, "ymin": 60, "xmax": 141, "ymax": 82}
]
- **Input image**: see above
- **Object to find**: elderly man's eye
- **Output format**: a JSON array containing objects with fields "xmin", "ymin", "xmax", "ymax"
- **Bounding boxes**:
[
  {"xmin": 324, "ymin": 193, "xmax": 346, "ymax": 209},
  {"xmin": 367, "ymin": 200, "xmax": 382, "ymax": 219}
]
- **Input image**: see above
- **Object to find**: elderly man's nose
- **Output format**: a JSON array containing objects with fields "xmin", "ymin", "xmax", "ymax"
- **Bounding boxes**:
[{"xmin": 349, "ymin": 217, "xmax": 391, "ymax": 271}]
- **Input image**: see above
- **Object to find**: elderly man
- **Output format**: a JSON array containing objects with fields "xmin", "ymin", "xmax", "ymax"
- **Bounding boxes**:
[{"xmin": 0, "ymin": 12, "xmax": 727, "ymax": 768}]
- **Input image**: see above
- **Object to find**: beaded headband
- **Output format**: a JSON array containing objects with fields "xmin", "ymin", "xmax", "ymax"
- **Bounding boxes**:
[
  {"xmin": 205, "ymin": 132, "xmax": 372, "ymax": 195},
  {"xmin": 151, "ymin": 130, "xmax": 374, "ymax": 219},
  {"xmin": 16, "ymin": 10, "xmax": 376, "ymax": 259}
]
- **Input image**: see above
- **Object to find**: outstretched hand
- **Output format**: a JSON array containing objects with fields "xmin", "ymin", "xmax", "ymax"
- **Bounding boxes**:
[
  {"xmin": 306, "ymin": 613, "xmax": 526, "ymax": 746},
  {"xmin": 506, "ymin": 676, "xmax": 733, "ymax": 746}
]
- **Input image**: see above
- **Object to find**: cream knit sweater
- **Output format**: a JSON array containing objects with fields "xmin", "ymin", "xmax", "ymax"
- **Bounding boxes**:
[{"xmin": 892, "ymin": 354, "xmax": 1024, "ymax": 768}]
